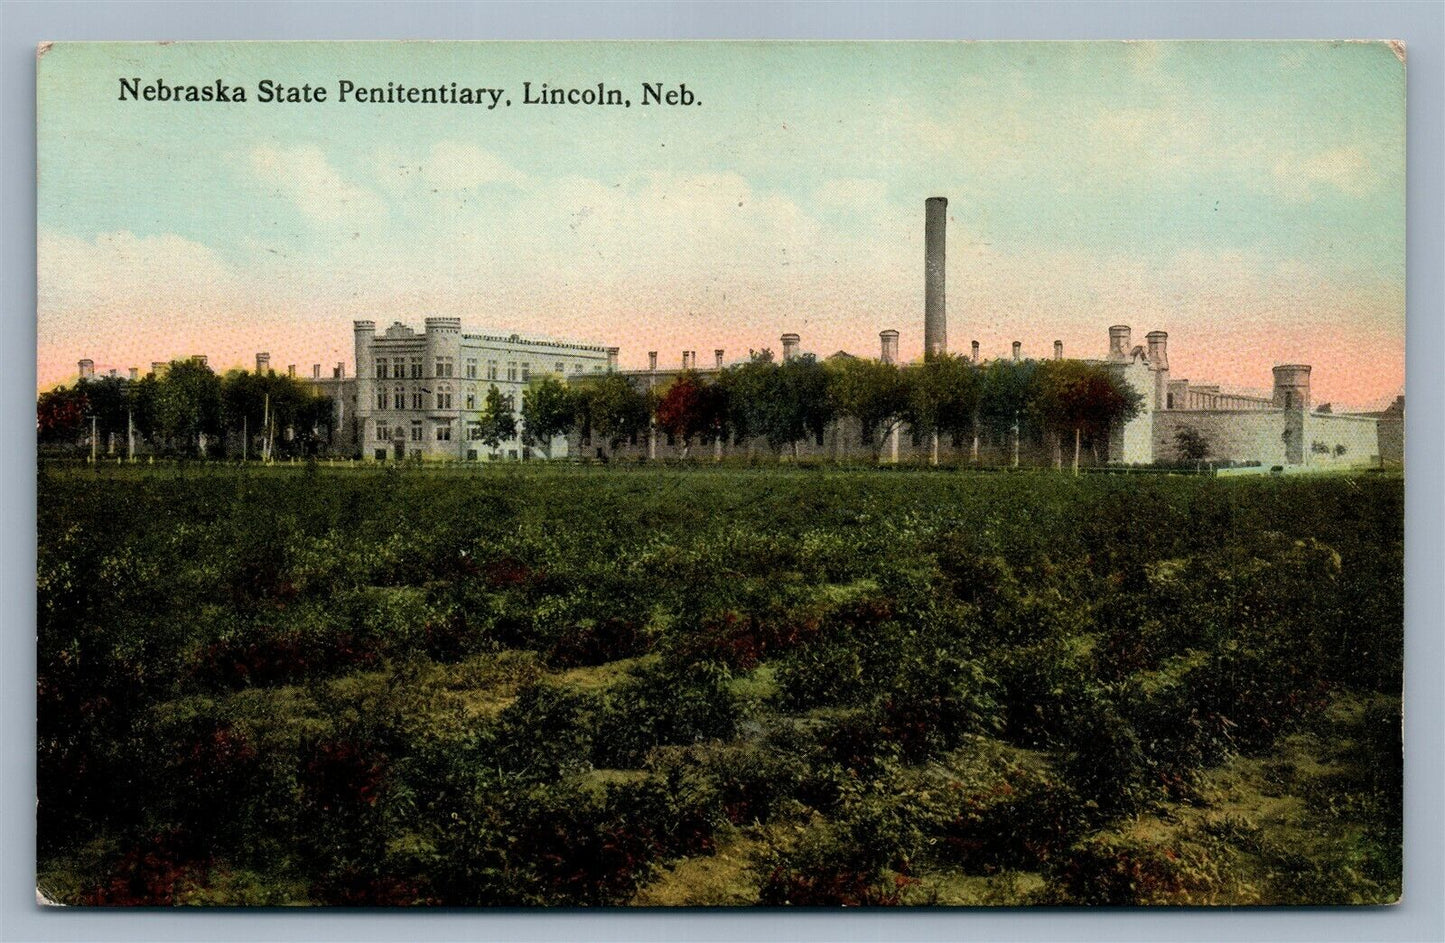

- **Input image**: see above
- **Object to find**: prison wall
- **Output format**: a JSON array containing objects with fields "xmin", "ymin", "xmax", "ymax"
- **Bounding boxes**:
[{"xmin": 1153, "ymin": 409, "xmax": 1290, "ymax": 466}]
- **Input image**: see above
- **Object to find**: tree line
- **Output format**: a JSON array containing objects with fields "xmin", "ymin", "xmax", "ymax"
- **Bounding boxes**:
[
  {"xmin": 37, "ymin": 361, "xmax": 335, "ymax": 459},
  {"xmin": 512, "ymin": 351, "xmax": 1142, "ymax": 470},
  {"xmin": 38, "ymin": 352, "xmax": 1142, "ymax": 469}
]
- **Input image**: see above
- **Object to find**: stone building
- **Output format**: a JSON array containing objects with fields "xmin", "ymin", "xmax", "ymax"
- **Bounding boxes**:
[{"xmin": 344, "ymin": 317, "xmax": 615, "ymax": 461}]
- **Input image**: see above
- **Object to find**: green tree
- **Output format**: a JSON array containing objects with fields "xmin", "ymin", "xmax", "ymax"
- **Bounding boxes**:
[
  {"xmin": 576, "ymin": 373, "xmax": 650, "ymax": 455},
  {"xmin": 905, "ymin": 353, "xmax": 980, "ymax": 465},
  {"xmin": 521, "ymin": 375, "xmax": 577, "ymax": 459},
  {"xmin": 155, "ymin": 360, "xmax": 222, "ymax": 457},
  {"xmin": 828, "ymin": 358, "xmax": 910, "ymax": 463},
  {"xmin": 978, "ymin": 359, "xmax": 1039, "ymax": 468},
  {"xmin": 475, "ymin": 384, "xmax": 518, "ymax": 453},
  {"xmin": 1174, "ymin": 426, "xmax": 1211, "ymax": 466}
]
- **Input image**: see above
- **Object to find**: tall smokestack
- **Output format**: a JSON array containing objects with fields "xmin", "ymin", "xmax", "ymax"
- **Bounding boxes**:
[
  {"xmin": 879, "ymin": 330, "xmax": 899, "ymax": 365},
  {"xmin": 1054, "ymin": 340, "xmax": 1063, "ymax": 361},
  {"xmin": 287, "ymin": 364, "xmax": 296, "ymax": 377},
  {"xmin": 971, "ymin": 340, "xmax": 980, "ymax": 363},
  {"xmin": 78, "ymin": 359, "xmax": 94, "ymax": 379},
  {"xmin": 313, "ymin": 364, "xmax": 321, "ymax": 379},
  {"xmin": 648, "ymin": 351, "xmax": 658, "ymax": 372},
  {"xmin": 1012, "ymin": 341, "xmax": 1022, "ymax": 362},
  {"xmin": 715, "ymin": 349, "xmax": 725, "ymax": 369},
  {"xmin": 924, "ymin": 197, "xmax": 948, "ymax": 359},
  {"xmin": 781, "ymin": 333, "xmax": 801, "ymax": 362}
]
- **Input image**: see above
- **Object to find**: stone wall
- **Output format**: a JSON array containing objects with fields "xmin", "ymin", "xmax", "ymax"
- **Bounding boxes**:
[
  {"xmin": 1153, "ymin": 409, "xmax": 1291, "ymax": 466},
  {"xmin": 1303, "ymin": 412, "xmax": 1380, "ymax": 467}
]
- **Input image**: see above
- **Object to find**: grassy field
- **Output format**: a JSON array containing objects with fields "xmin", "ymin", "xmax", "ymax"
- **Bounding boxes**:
[{"xmin": 36, "ymin": 463, "xmax": 1403, "ymax": 906}]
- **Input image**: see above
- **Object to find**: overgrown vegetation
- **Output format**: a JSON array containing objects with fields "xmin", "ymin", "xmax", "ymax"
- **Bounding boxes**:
[{"xmin": 36, "ymin": 464, "xmax": 1402, "ymax": 906}]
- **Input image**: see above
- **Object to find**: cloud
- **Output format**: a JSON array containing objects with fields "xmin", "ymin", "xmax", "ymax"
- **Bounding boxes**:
[
  {"xmin": 250, "ymin": 145, "xmax": 387, "ymax": 227},
  {"xmin": 1272, "ymin": 146, "xmax": 1376, "ymax": 201}
]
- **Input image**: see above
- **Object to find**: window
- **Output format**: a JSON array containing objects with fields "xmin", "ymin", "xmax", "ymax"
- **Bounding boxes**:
[
  {"xmin": 375, "ymin": 422, "xmax": 390, "ymax": 440},
  {"xmin": 467, "ymin": 422, "xmax": 482, "ymax": 441},
  {"xmin": 435, "ymin": 358, "xmax": 454, "ymax": 378},
  {"xmin": 393, "ymin": 386, "xmax": 404, "ymax": 410},
  {"xmin": 487, "ymin": 360, "xmax": 498, "ymax": 381},
  {"xmin": 573, "ymin": 364, "xmax": 583, "ymax": 374},
  {"xmin": 466, "ymin": 359, "xmax": 477, "ymax": 379},
  {"xmin": 410, "ymin": 421, "xmax": 423, "ymax": 442},
  {"xmin": 376, "ymin": 389, "xmax": 386, "ymax": 410},
  {"xmin": 410, "ymin": 358, "xmax": 422, "ymax": 379},
  {"xmin": 555, "ymin": 362, "xmax": 565, "ymax": 374},
  {"xmin": 436, "ymin": 423, "xmax": 452, "ymax": 441},
  {"xmin": 507, "ymin": 362, "xmax": 517, "ymax": 382},
  {"xmin": 437, "ymin": 389, "xmax": 453, "ymax": 409},
  {"xmin": 521, "ymin": 363, "xmax": 531, "ymax": 382},
  {"xmin": 375, "ymin": 359, "xmax": 386, "ymax": 379},
  {"xmin": 593, "ymin": 365, "xmax": 603, "ymax": 373},
  {"xmin": 466, "ymin": 393, "xmax": 476, "ymax": 410},
  {"xmin": 411, "ymin": 391, "xmax": 423, "ymax": 409},
  {"xmin": 395, "ymin": 360, "xmax": 407, "ymax": 379}
]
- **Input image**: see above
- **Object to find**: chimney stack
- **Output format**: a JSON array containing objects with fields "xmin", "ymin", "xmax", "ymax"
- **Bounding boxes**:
[
  {"xmin": 648, "ymin": 351, "xmax": 658, "ymax": 372},
  {"xmin": 924, "ymin": 197, "xmax": 948, "ymax": 359},
  {"xmin": 335, "ymin": 362, "xmax": 344, "ymax": 379},
  {"xmin": 256, "ymin": 352, "xmax": 271, "ymax": 374},
  {"xmin": 879, "ymin": 329, "xmax": 899, "ymax": 365},
  {"xmin": 1012, "ymin": 341, "xmax": 1022, "ymax": 362},
  {"xmin": 1108, "ymin": 325, "xmax": 1131, "ymax": 361},
  {"xmin": 129, "ymin": 367, "xmax": 139, "ymax": 381},
  {"xmin": 971, "ymin": 340, "xmax": 980, "ymax": 363},
  {"xmin": 191, "ymin": 354, "xmax": 208, "ymax": 366},
  {"xmin": 287, "ymin": 364, "xmax": 296, "ymax": 377},
  {"xmin": 781, "ymin": 333, "xmax": 801, "ymax": 362},
  {"xmin": 313, "ymin": 364, "xmax": 321, "ymax": 379},
  {"xmin": 1145, "ymin": 331, "xmax": 1168, "ymax": 369},
  {"xmin": 77, "ymin": 359, "xmax": 94, "ymax": 379},
  {"xmin": 606, "ymin": 347, "xmax": 620, "ymax": 372},
  {"xmin": 1054, "ymin": 340, "xmax": 1063, "ymax": 361},
  {"xmin": 151, "ymin": 361, "xmax": 166, "ymax": 377},
  {"xmin": 715, "ymin": 349, "xmax": 725, "ymax": 369},
  {"xmin": 108, "ymin": 368, "xmax": 117, "ymax": 378}
]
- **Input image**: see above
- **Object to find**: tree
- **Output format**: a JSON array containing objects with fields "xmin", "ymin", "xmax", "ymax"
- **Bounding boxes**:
[
  {"xmin": 36, "ymin": 385, "xmax": 88, "ymax": 446},
  {"xmin": 475, "ymin": 384, "xmax": 518, "ymax": 453},
  {"xmin": 1033, "ymin": 360, "xmax": 1143, "ymax": 474},
  {"xmin": 521, "ymin": 375, "xmax": 576, "ymax": 459},
  {"xmin": 575, "ymin": 373, "xmax": 649, "ymax": 454},
  {"xmin": 978, "ymin": 359, "xmax": 1038, "ymax": 468},
  {"xmin": 1174, "ymin": 426, "xmax": 1211, "ymax": 465},
  {"xmin": 654, "ymin": 372, "xmax": 717, "ymax": 460},
  {"xmin": 905, "ymin": 353, "xmax": 980, "ymax": 465},
  {"xmin": 826, "ymin": 358, "xmax": 910, "ymax": 463},
  {"xmin": 154, "ymin": 360, "xmax": 222, "ymax": 456}
]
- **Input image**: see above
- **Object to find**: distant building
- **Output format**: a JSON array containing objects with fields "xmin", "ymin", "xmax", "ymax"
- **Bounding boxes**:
[{"xmin": 344, "ymin": 318, "xmax": 614, "ymax": 461}]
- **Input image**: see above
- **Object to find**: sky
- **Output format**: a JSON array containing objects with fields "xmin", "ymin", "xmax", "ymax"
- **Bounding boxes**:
[{"xmin": 37, "ymin": 41, "xmax": 1405, "ymax": 409}]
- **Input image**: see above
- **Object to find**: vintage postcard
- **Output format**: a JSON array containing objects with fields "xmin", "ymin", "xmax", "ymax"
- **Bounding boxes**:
[{"xmin": 36, "ymin": 41, "xmax": 1403, "ymax": 906}]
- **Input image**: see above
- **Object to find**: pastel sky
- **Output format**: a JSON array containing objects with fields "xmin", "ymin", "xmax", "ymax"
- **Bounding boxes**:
[{"xmin": 38, "ymin": 41, "xmax": 1404, "ymax": 409}]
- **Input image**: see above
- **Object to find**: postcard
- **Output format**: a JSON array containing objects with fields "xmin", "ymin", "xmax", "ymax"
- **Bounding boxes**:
[{"xmin": 36, "ymin": 40, "xmax": 1404, "ymax": 906}]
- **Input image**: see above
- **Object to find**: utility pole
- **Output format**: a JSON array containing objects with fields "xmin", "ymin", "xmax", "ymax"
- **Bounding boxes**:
[
  {"xmin": 1012, "ymin": 413, "xmax": 1020, "ymax": 469},
  {"xmin": 243, "ymin": 414, "xmax": 248, "ymax": 462},
  {"xmin": 262, "ymin": 392, "xmax": 270, "ymax": 463},
  {"xmin": 127, "ymin": 407, "xmax": 134, "ymax": 461},
  {"xmin": 90, "ymin": 415, "xmax": 97, "ymax": 463}
]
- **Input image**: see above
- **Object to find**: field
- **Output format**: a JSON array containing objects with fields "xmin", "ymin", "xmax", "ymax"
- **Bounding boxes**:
[{"xmin": 36, "ymin": 463, "xmax": 1403, "ymax": 906}]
